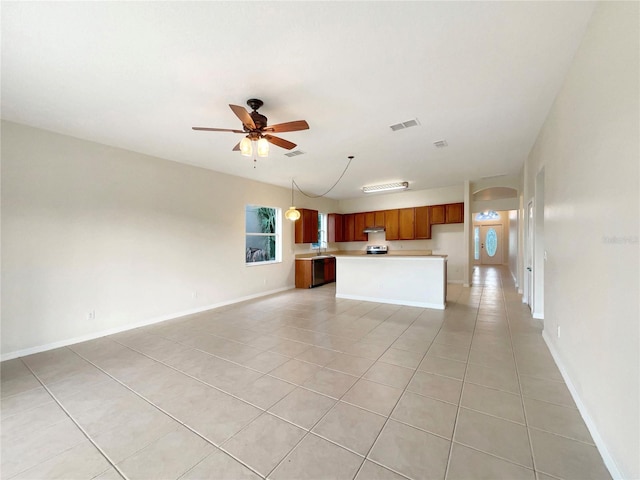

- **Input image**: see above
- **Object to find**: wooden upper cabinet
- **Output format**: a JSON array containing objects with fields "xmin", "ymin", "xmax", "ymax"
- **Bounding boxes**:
[
  {"xmin": 327, "ymin": 213, "xmax": 344, "ymax": 242},
  {"xmin": 294, "ymin": 208, "xmax": 319, "ymax": 244},
  {"xmin": 415, "ymin": 206, "xmax": 432, "ymax": 239},
  {"xmin": 364, "ymin": 212, "xmax": 375, "ymax": 228},
  {"xmin": 343, "ymin": 214, "xmax": 356, "ymax": 242},
  {"xmin": 374, "ymin": 210, "xmax": 385, "ymax": 226},
  {"xmin": 354, "ymin": 213, "xmax": 367, "ymax": 241},
  {"xmin": 384, "ymin": 209, "xmax": 399, "ymax": 240},
  {"xmin": 445, "ymin": 203, "xmax": 464, "ymax": 224},
  {"xmin": 398, "ymin": 208, "xmax": 415, "ymax": 240},
  {"xmin": 430, "ymin": 205, "xmax": 445, "ymax": 225}
]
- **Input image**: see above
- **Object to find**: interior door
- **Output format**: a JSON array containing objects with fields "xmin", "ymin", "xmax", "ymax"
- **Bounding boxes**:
[{"xmin": 480, "ymin": 225, "xmax": 503, "ymax": 265}]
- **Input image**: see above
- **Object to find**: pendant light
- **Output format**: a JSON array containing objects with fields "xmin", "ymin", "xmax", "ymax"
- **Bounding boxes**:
[{"xmin": 285, "ymin": 180, "xmax": 300, "ymax": 221}]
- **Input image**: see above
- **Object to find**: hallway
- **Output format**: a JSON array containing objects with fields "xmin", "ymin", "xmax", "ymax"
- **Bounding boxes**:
[{"xmin": 1, "ymin": 267, "xmax": 610, "ymax": 479}]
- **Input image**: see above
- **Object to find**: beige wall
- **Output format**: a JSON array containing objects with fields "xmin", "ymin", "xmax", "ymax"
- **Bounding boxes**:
[
  {"xmin": 0, "ymin": 121, "xmax": 339, "ymax": 358},
  {"xmin": 523, "ymin": 2, "xmax": 639, "ymax": 478}
]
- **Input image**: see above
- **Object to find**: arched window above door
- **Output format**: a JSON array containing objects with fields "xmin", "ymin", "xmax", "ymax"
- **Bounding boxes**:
[{"xmin": 475, "ymin": 210, "xmax": 500, "ymax": 221}]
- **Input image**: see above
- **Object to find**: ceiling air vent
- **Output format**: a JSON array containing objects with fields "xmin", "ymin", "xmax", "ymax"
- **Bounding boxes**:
[
  {"xmin": 390, "ymin": 118, "xmax": 420, "ymax": 131},
  {"xmin": 284, "ymin": 150, "xmax": 305, "ymax": 157},
  {"xmin": 433, "ymin": 140, "xmax": 448, "ymax": 148}
]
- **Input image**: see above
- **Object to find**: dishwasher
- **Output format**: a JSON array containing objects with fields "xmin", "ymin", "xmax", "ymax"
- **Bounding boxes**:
[{"xmin": 312, "ymin": 258, "xmax": 325, "ymax": 287}]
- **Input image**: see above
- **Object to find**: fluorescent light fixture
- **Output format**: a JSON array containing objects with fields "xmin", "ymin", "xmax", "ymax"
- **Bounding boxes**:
[{"xmin": 362, "ymin": 181, "xmax": 409, "ymax": 194}]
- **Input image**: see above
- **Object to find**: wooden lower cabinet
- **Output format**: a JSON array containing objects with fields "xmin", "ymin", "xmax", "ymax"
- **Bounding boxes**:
[
  {"xmin": 295, "ymin": 258, "xmax": 336, "ymax": 288},
  {"xmin": 324, "ymin": 258, "xmax": 336, "ymax": 283}
]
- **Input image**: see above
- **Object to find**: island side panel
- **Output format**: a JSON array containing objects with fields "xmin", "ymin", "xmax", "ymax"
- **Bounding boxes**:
[{"xmin": 334, "ymin": 256, "xmax": 447, "ymax": 309}]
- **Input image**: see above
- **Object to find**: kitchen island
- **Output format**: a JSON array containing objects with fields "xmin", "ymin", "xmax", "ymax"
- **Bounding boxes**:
[{"xmin": 334, "ymin": 252, "xmax": 447, "ymax": 309}]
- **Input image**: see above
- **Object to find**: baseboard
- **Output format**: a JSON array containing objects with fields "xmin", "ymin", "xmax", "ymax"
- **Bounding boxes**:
[
  {"xmin": 335, "ymin": 293, "xmax": 445, "ymax": 310},
  {"xmin": 533, "ymin": 312, "xmax": 544, "ymax": 320},
  {"xmin": 542, "ymin": 330, "xmax": 623, "ymax": 480},
  {"xmin": 0, "ymin": 286, "xmax": 293, "ymax": 362}
]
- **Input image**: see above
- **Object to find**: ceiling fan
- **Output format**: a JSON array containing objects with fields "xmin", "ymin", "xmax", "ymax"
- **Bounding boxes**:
[{"xmin": 192, "ymin": 99, "xmax": 309, "ymax": 157}]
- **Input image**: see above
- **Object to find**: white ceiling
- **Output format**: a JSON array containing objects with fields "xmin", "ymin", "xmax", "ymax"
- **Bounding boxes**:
[{"xmin": 1, "ymin": 1, "xmax": 595, "ymax": 199}]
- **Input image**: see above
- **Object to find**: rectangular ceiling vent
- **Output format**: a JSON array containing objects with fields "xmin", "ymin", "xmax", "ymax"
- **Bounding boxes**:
[
  {"xmin": 390, "ymin": 118, "xmax": 420, "ymax": 131},
  {"xmin": 433, "ymin": 139, "xmax": 448, "ymax": 148},
  {"xmin": 481, "ymin": 173, "xmax": 507, "ymax": 180},
  {"xmin": 284, "ymin": 150, "xmax": 305, "ymax": 157}
]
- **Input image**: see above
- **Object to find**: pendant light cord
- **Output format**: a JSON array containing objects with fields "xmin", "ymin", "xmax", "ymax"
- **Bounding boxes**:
[{"xmin": 292, "ymin": 156, "xmax": 354, "ymax": 198}]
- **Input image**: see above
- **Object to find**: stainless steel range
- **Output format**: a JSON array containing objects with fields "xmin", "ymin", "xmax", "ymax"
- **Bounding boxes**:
[{"xmin": 366, "ymin": 245, "xmax": 388, "ymax": 255}]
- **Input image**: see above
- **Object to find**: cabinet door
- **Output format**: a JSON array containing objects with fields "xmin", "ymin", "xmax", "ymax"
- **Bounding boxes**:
[
  {"xmin": 445, "ymin": 203, "xmax": 464, "ymax": 224},
  {"xmin": 384, "ymin": 209, "xmax": 399, "ymax": 240},
  {"xmin": 295, "ymin": 260, "xmax": 313, "ymax": 288},
  {"xmin": 354, "ymin": 213, "xmax": 367, "ymax": 241},
  {"xmin": 430, "ymin": 205, "xmax": 445, "ymax": 225},
  {"xmin": 327, "ymin": 213, "xmax": 344, "ymax": 242},
  {"xmin": 398, "ymin": 208, "xmax": 415, "ymax": 240},
  {"xmin": 343, "ymin": 214, "xmax": 355, "ymax": 242},
  {"xmin": 415, "ymin": 206, "xmax": 432, "ymax": 239},
  {"xmin": 307, "ymin": 209, "xmax": 319, "ymax": 243},
  {"xmin": 294, "ymin": 209, "xmax": 319, "ymax": 244},
  {"xmin": 324, "ymin": 257, "xmax": 336, "ymax": 283},
  {"xmin": 374, "ymin": 210, "xmax": 385, "ymax": 226},
  {"xmin": 364, "ymin": 212, "xmax": 375, "ymax": 227}
]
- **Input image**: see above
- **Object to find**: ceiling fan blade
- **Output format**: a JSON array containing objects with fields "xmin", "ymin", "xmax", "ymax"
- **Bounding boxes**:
[
  {"xmin": 232, "ymin": 142, "xmax": 241, "ymax": 151},
  {"xmin": 264, "ymin": 120, "xmax": 309, "ymax": 133},
  {"xmin": 264, "ymin": 134, "xmax": 296, "ymax": 150},
  {"xmin": 192, "ymin": 127, "xmax": 245, "ymax": 133},
  {"xmin": 229, "ymin": 104, "xmax": 256, "ymax": 130}
]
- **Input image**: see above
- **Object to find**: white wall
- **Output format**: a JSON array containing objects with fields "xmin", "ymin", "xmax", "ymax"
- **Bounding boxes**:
[
  {"xmin": 508, "ymin": 210, "xmax": 518, "ymax": 286},
  {"xmin": 336, "ymin": 185, "xmax": 466, "ymax": 283},
  {"xmin": 523, "ymin": 3, "xmax": 639, "ymax": 478},
  {"xmin": 0, "ymin": 121, "xmax": 338, "ymax": 358}
]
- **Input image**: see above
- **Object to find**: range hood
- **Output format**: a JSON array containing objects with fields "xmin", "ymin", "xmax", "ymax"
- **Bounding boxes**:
[{"xmin": 363, "ymin": 226, "xmax": 386, "ymax": 233}]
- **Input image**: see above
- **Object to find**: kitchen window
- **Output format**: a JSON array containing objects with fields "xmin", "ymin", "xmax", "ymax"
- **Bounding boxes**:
[
  {"xmin": 245, "ymin": 205, "xmax": 281, "ymax": 264},
  {"xmin": 312, "ymin": 213, "xmax": 326, "ymax": 249}
]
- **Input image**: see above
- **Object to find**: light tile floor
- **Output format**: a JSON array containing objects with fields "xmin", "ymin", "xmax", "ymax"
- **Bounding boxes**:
[{"xmin": 1, "ymin": 266, "xmax": 611, "ymax": 480}]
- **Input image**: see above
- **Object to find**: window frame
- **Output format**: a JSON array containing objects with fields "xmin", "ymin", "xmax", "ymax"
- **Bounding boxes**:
[
  {"xmin": 245, "ymin": 204, "xmax": 282, "ymax": 266},
  {"xmin": 311, "ymin": 212, "xmax": 326, "ymax": 249}
]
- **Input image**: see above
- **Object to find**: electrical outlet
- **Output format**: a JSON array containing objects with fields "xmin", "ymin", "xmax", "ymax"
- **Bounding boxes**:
[
  {"xmin": 87, "ymin": 310, "xmax": 96, "ymax": 320},
  {"xmin": 191, "ymin": 291, "xmax": 198, "ymax": 299}
]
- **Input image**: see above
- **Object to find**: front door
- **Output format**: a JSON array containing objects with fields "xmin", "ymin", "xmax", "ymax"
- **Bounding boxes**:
[{"xmin": 480, "ymin": 225, "xmax": 503, "ymax": 265}]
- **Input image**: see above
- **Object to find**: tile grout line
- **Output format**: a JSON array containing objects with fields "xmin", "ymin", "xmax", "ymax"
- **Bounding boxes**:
[
  {"xmin": 81, "ymin": 300, "xmax": 407, "ymax": 479},
  {"xmin": 19, "ymin": 358, "xmax": 130, "ymax": 480},
  {"xmin": 262, "ymin": 307, "xmax": 429, "ymax": 479},
  {"xmin": 67, "ymin": 348, "xmax": 267, "ymax": 480},
  {"xmin": 501, "ymin": 272, "xmax": 539, "ymax": 476},
  {"xmin": 352, "ymin": 285, "xmax": 468, "ymax": 480},
  {"xmin": 443, "ymin": 280, "xmax": 483, "ymax": 479}
]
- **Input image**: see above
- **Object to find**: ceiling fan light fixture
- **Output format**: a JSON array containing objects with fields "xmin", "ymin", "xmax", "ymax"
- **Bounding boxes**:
[
  {"xmin": 240, "ymin": 137, "xmax": 252, "ymax": 156},
  {"xmin": 257, "ymin": 137, "xmax": 269, "ymax": 157},
  {"xmin": 362, "ymin": 181, "xmax": 409, "ymax": 194}
]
